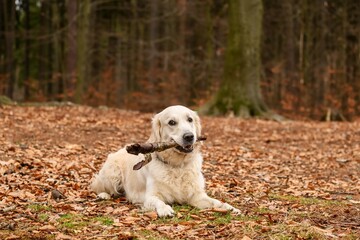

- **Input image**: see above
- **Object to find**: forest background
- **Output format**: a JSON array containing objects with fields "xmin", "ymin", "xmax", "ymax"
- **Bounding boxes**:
[{"xmin": 1, "ymin": 0, "xmax": 360, "ymax": 120}]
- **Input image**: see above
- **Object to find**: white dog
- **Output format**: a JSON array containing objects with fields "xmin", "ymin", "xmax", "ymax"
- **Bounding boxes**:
[{"xmin": 90, "ymin": 105, "xmax": 240, "ymax": 217}]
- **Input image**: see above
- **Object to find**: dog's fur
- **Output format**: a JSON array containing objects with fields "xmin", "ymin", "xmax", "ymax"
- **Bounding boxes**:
[{"xmin": 90, "ymin": 105, "xmax": 240, "ymax": 217}]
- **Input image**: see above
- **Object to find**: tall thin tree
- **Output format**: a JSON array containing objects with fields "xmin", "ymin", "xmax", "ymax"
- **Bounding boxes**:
[
  {"xmin": 66, "ymin": 0, "xmax": 77, "ymax": 101},
  {"xmin": 76, "ymin": 0, "xmax": 91, "ymax": 103},
  {"xmin": 2, "ymin": 1, "xmax": 16, "ymax": 98}
]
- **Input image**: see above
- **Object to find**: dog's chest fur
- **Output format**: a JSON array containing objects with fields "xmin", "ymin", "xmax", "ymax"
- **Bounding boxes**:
[{"xmin": 147, "ymin": 154, "xmax": 205, "ymax": 204}]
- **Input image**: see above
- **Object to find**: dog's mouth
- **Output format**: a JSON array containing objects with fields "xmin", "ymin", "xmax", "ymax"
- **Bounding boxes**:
[{"xmin": 175, "ymin": 144, "xmax": 194, "ymax": 153}]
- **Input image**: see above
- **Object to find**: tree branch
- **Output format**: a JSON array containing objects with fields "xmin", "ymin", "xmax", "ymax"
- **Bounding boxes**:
[
  {"xmin": 127, "ymin": 136, "xmax": 207, "ymax": 170},
  {"xmin": 126, "ymin": 136, "xmax": 207, "ymax": 155}
]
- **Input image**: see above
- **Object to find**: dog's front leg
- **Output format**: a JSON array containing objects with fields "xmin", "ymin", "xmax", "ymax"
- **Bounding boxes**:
[
  {"xmin": 144, "ymin": 195, "xmax": 174, "ymax": 217},
  {"xmin": 190, "ymin": 192, "xmax": 241, "ymax": 214}
]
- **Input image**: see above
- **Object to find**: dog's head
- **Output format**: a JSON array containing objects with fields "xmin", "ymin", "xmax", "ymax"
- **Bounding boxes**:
[{"xmin": 148, "ymin": 105, "xmax": 201, "ymax": 154}]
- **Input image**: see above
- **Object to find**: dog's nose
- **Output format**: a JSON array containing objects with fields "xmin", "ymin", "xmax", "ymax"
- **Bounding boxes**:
[{"xmin": 183, "ymin": 133, "xmax": 194, "ymax": 143}]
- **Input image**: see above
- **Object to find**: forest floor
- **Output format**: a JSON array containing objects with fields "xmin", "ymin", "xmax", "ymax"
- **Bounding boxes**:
[{"xmin": 0, "ymin": 105, "xmax": 359, "ymax": 240}]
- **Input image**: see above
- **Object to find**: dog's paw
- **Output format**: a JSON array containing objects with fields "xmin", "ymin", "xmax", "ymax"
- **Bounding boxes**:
[
  {"xmin": 156, "ymin": 204, "xmax": 174, "ymax": 217},
  {"xmin": 97, "ymin": 192, "xmax": 111, "ymax": 200},
  {"xmin": 222, "ymin": 203, "xmax": 241, "ymax": 215},
  {"xmin": 231, "ymin": 207, "xmax": 242, "ymax": 215}
]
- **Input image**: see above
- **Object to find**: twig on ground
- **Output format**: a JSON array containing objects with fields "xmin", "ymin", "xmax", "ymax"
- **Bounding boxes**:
[
  {"xmin": 51, "ymin": 189, "xmax": 66, "ymax": 201},
  {"xmin": 86, "ymin": 234, "xmax": 124, "ymax": 239},
  {"xmin": 2, "ymin": 205, "xmax": 16, "ymax": 213}
]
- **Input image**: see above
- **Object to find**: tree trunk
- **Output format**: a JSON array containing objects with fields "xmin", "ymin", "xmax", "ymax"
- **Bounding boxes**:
[
  {"xmin": 148, "ymin": 0, "xmax": 158, "ymax": 91},
  {"xmin": 51, "ymin": 1, "xmax": 63, "ymax": 100},
  {"xmin": 115, "ymin": 18, "xmax": 125, "ymax": 106},
  {"xmin": 24, "ymin": 0, "xmax": 31, "ymax": 99},
  {"xmin": 125, "ymin": 0, "xmax": 138, "ymax": 93},
  {"xmin": 301, "ymin": 0, "xmax": 328, "ymax": 118},
  {"xmin": 37, "ymin": 0, "xmax": 51, "ymax": 98},
  {"xmin": 147, "ymin": 0, "xmax": 159, "ymax": 94},
  {"xmin": 2, "ymin": 1, "xmax": 16, "ymax": 98},
  {"xmin": 203, "ymin": 0, "xmax": 271, "ymax": 118},
  {"xmin": 346, "ymin": 0, "xmax": 360, "ymax": 115},
  {"xmin": 66, "ymin": 0, "xmax": 77, "ymax": 101},
  {"xmin": 76, "ymin": 0, "xmax": 91, "ymax": 103}
]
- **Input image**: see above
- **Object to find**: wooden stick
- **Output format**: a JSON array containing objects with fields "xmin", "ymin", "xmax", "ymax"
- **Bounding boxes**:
[
  {"xmin": 126, "ymin": 136, "xmax": 207, "ymax": 155},
  {"xmin": 127, "ymin": 141, "xmax": 177, "ymax": 156},
  {"xmin": 128, "ymin": 136, "xmax": 207, "ymax": 170},
  {"xmin": 133, "ymin": 154, "xmax": 152, "ymax": 170}
]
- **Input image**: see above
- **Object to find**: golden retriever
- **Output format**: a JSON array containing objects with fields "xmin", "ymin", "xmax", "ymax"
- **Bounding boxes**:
[{"xmin": 90, "ymin": 105, "xmax": 240, "ymax": 217}]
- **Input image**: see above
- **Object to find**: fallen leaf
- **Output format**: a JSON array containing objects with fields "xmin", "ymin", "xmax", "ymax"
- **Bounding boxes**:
[
  {"xmin": 212, "ymin": 208, "xmax": 229, "ymax": 213},
  {"xmin": 5, "ymin": 234, "xmax": 20, "ymax": 240},
  {"xmin": 190, "ymin": 214, "xmax": 202, "ymax": 220},
  {"xmin": 56, "ymin": 233, "xmax": 74, "ymax": 240},
  {"xmin": 39, "ymin": 225, "xmax": 57, "ymax": 231},
  {"xmin": 143, "ymin": 211, "xmax": 158, "ymax": 220},
  {"xmin": 241, "ymin": 236, "xmax": 252, "ymax": 240}
]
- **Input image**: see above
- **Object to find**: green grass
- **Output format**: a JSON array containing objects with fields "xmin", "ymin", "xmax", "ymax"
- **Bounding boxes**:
[
  {"xmin": 58, "ymin": 213, "xmax": 88, "ymax": 229},
  {"xmin": 57, "ymin": 213, "xmax": 114, "ymax": 230},
  {"xmin": 137, "ymin": 229, "xmax": 170, "ymax": 240},
  {"xmin": 212, "ymin": 212, "xmax": 233, "ymax": 224},
  {"xmin": 92, "ymin": 216, "xmax": 114, "ymax": 226},
  {"xmin": 38, "ymin": 213, "xmax": 50, "ymax": 222},
  {"xmin": 27, "ymin": 203, "xmax": 52, "ymax": 212},
  {"xmin": 255, "ymin": 207, "xmax": 273, "ymax": 214},
  {"xmin": 269, "ymin": 194, "xmax": 344, "ymax": 206},
  {"xmin": 27, "ymin": 204, "xmax": 53, "ymax": 223},
  {"xmin": 263, "ymin": 223, "xmax": 327, "ymax": 240},
  {"xmin": 343, "ymin": 234, "xmax": 360, "ymax": 240},
  {"xmin": 269, "ymin": 234, "xmax": 293, "ymax": 240}
]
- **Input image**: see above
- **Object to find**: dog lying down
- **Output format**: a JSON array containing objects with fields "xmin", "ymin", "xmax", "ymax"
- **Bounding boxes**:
[{"xmin": 90, "ymin": 105, "xmax": 240, "ymax": 217}]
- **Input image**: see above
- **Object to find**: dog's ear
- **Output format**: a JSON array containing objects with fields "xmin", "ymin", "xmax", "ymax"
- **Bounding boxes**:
[
  {"xmin": 193, "ymin": 111, "xmax": 202, "ymax": 138},
  {"xmin": 148, "ymin": 114, "xmax": 162, "ymax": 142}
]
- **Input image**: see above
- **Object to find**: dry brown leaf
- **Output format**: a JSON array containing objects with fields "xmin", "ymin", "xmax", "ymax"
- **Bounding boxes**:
[
  {"xmin": 212, "ymin": 208, "xmax": 229, "ymax": 213},
  {"xmin": 190, "ymin": 214, "xmax": 202, "ymax": 220},
  {"xmin": 241, "ymin": 236, "xmax": 252, "ymax": 240},
  {"xmin": 39, "ymin": 225, "xmax": 57, "ymax": 231},
  {"xmin": 55, "ymin": 233, "xmax": 74, "ymax": 240},
  {"xmin": 4, "ymin": 234, "xmax": 20, "ymax": 240},
  {"xmin": 143, "ymin": 211, "xmax": 158, "ymax": 220},
  {"xmin": 113, "ymin": 206, "xmax": 130, "ymax": 215}
]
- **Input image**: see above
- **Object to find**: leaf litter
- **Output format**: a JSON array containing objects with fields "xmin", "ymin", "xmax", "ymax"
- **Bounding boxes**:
[{"xmin": 0, "ymin": 105, "xmax": 359, "ymax": 239}]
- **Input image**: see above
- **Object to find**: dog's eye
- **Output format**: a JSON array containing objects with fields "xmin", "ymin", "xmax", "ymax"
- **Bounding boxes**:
[
  {"xmin": 188, "ymin": 117, "xmax": 193, "ymax": 123},
  {"xmin": 168, "ymin": 120, "xmax": 176, "ymax": 126}
]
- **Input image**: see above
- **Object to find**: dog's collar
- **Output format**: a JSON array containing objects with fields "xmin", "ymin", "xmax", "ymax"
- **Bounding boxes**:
[
  {"xmin": 154, "ymin": 153, "xmax": 169, "ymax": 165},
  {"xmin": 154, "ymin": 152, "xmax": 191, "ymax": 168}
]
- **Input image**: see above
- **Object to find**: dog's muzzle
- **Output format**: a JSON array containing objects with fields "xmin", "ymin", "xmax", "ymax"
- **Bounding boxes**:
[
  {"xmin": 175, "ymin": 145, "xmax": 194, "ymax": 153},
  {"xmin": 175, "ymin": 132, "xmax": 195, "ymax": 153}
]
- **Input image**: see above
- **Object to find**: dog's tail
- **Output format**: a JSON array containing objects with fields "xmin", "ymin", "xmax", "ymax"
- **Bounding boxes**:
[
  {"xmin": 89, "ymin": 174, "xmax": 104, "ymax": 194},
  {"xmin": 90, "ymin": 172, "xmax": 124, "ymax": 199},
  {"xmin": 90, "ymin": 174, "xmax": 114, "ymax": 199}
]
